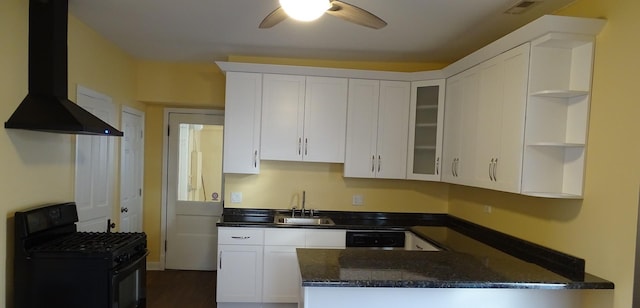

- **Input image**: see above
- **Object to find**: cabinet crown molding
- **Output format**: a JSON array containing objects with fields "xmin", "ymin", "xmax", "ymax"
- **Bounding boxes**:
[{"xmin": 217, "ymin": 15, "xmax": 605, "ymax": 81}]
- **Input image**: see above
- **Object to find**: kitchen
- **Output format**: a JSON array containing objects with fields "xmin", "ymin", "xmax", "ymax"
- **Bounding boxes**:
[{"xmin": 1, "ymin": 0, "xmax": 638, "ymax": 308}]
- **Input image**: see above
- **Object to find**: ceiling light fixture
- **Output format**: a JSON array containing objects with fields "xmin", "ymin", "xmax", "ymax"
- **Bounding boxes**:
[{"xmin": 279, "ymin": 0, "xmax": 331, "ymax": 22}]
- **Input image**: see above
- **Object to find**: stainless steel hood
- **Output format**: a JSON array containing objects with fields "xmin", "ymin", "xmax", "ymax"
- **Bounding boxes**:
[{"xmin": 4, "ymin": 0, "xmax": 123, "ymax": 137}]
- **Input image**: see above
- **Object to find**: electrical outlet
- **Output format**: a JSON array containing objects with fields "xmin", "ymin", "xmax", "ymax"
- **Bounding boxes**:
[
  {"xmin": 231, "ymin": 192, "xmax": 243, "ymax": 203},
  {"xmin": 483, "ymin": 205, "xmax": 492, "ymax": 214},
  {"xmin": 352, "ymin": 194, "xmax": 364, "ymax": 206}
]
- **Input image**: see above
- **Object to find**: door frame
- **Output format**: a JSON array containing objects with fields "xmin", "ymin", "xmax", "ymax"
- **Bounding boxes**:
[
  {"xmin": 120, "ymin": 106, "xmax": 145, "ymax": 232},
  {"xmin": 158, "ymin": 108, "xmax": 224, "ymax": 270}
]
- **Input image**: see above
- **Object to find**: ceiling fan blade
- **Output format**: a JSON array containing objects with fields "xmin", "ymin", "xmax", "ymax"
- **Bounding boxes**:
[
  {"xmin": 326, "ymin": 0, "xmax": 387, "ymax": 29},
  {"xmin": 259, "ymin": 6, "xmax": 288, "ymax": 29}
]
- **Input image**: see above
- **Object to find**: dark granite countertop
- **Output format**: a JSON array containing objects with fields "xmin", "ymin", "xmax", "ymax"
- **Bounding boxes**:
[{"xmin": 218, "ymin": 208, "xmax": 614, "ymax": 290}]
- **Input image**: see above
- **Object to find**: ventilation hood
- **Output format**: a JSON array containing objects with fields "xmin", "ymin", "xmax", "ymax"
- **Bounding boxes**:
[{"xmin": 4, "ymin": 0, "xmax": 123, "ymax": 136}]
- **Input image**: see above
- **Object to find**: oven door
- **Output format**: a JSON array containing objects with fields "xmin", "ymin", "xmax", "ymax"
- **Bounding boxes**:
[{"xmin": 112, "ymin": 251, "xmax": 149, "ymax": 308}]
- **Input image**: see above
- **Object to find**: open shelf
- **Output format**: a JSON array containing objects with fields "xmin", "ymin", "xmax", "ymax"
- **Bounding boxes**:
[
  {"xmin": 521, "ymin": 32, "xmax": 595, "ymax": 198},
  {"xmin": 521, "ymin": 192, "xmax": 584, "ymax": 199},
  {"xmin": 527, "ymin": 142, "xmax": 585, "ymax": 147},
  {"xmin": 530, "ymin": 90, "xmax": 589, "ymax": 99}
]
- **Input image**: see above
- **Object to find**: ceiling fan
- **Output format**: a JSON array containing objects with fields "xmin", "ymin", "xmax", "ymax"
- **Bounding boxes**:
[{"xmin": 259, "ymin": 0, "xmax": 387, "ymax": 30}]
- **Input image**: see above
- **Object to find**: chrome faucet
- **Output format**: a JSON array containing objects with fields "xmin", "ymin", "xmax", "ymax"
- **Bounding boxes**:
[{"xmin": 301, "ymin": 190, "xmax": 306, "ymax": 216}]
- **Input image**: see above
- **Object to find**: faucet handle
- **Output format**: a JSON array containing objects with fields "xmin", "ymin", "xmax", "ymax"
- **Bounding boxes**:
[{"xmin": 309, "ymin": 209, "xmax": 315, "ymax": 217}]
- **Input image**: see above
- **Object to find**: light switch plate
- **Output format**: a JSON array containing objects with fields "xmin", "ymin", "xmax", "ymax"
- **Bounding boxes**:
[
  {"xmin": 231, "ymin": 192, "xmax": 243, "ymax": 203},
  {"xmin": 352, "ymin": 194, "xmax": 364, "ymax": 206}
]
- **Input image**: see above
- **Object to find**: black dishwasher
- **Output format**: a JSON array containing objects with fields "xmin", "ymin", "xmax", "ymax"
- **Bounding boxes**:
[{"xmin": 346, "ymin": 231, "xmax": 406, "ymax": 249}]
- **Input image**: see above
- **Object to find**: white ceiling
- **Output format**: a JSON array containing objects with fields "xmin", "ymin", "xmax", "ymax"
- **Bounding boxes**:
[{"xmin": 68, "ymin": 0, "xmax": 576, "ymax": 64}]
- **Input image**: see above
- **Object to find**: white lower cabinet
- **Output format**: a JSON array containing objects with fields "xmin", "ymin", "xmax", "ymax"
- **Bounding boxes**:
[
  {"xmin": 217, "ymin": 228, "xmax": 264, "ymax": 304},
  {"xmin": 405, "ymin": 232, "xmax": 439, "ymax": 251},
  {"xmin": 263, "ymin": 245, "xmax": 301, "ymax": 303},
  {"xmin": 217, "ymin": 227, "xmax": 346, "ymax": 306},
  {"xmin": 263, "ymin": 228, "xmax": 306, "ymax": 303},
  {"xmin": 263, "ymin": 229, "xmax": 346, "ymax": 304}
]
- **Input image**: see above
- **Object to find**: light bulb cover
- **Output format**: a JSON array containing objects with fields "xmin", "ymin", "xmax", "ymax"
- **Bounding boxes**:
[{"xmin": 279, "ymin": 0, "xmax": 331, "ymax": 22}]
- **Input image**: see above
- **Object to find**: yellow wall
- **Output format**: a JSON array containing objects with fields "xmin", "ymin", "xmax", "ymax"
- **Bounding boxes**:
[
  {"xmin": 0, "ymin": 1, "xmax": 137, "ymax": 306},
  {"xmin": 142, "ymin": 105, "xmax": 165, "ymax": 263},
  {"xmin": 136, "ymin": 61, "xmax": 225, "ymax": 108},
  {"xmin": 448, "ymin": 1, "xmax": 640, "ymax": 307},
  {"xmin": 225, "ymin": 161, "xmax": 449, "ymax": 213}
]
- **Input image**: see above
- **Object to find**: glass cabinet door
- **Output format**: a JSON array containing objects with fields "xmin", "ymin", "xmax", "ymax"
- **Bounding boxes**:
[{"xmin": 407, "ymin": 80, "xmax": 445, "ymax": 181}]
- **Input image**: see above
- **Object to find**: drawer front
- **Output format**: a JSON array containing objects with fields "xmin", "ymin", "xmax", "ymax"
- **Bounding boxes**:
[
  {"xmin": 218, "ymin": 227, "xmax": 264, "ymax": 245},
  {"xmin": 264, "ymin": 228, "xmax": 306, "ymax": 246},
  {"xmin": 306, "ymin": 229, "xmax": 346, "ymax": 248}
]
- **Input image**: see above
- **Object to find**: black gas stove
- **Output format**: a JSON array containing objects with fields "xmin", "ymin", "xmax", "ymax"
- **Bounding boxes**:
[{"xmin": 14, "ymin": 202, "xmax": 148, "ymax": 308}]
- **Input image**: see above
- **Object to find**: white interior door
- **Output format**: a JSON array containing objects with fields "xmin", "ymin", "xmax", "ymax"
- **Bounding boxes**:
[
  {"xmin": 166, "ymin": 112, "xmax": 224, "ymax": 270},
  {"xmin": 120, "ymin": 107, "xmax": 144, "ymax": 232},
  {"xmin": 75, "ymin": 86, "xmax": 117, "ymax": 232}
]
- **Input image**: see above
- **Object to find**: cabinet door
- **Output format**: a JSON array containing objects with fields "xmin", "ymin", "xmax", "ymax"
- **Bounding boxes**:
[
  {"xmin": 303, "ymin": 76, "xmax": 349, "ymax": 163},
  {"xmin": 223, "ymin": 72, "xmax": 262, "ymax": 174},
  {"xmin": 407, "ymin": 80, "xmax": 445, "ymax": 181},
  {"xmin": 344, "ymin": 79, "xmax": 379, "ymax": 178},
  {"xmin": 442, "ymin": 69, "xmax": 479, "ymax": 185},
  {"xmin": 263, "ymin": 245, "xmax": 301, "ymax": 303},
  {"xmin": 473, "ymin": 44, "xmax": 529, "ymax": 193},
  {"xmin": 377, "ymin": 81, "xmax": 411, "ymax": 179},
  {"xmin": 217, "ymin": 244, "xmax": 263, "ymax": 303},
  {"xmin": 261, "ymin": 74, "xmax": 306, "ymax": 161}
]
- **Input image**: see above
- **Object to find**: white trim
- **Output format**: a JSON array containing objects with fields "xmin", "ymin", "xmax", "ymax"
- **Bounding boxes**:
[
  {"xmin": 160, "ymin": 108, "xmax": 225, "ymax": 270},
  {"xmin": 216, "ymin": 61, "xmax": 444, "ymax": 81}
]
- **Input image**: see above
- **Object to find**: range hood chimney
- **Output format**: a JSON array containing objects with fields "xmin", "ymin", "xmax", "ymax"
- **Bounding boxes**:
[{"xmin": 5, "ymin": 0, "xmax": 123, "ymax": 136}]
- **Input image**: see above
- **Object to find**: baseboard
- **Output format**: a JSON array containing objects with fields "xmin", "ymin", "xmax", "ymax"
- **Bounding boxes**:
[{"xmin": 146, "ymin": 261, "xmax": 163, "ymax": 271}]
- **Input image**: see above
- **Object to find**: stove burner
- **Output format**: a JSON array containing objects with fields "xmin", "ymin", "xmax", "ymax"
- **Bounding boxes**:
[{"xmin": 31, "ymin": 232, "xmax": 146, "ymax": 253}]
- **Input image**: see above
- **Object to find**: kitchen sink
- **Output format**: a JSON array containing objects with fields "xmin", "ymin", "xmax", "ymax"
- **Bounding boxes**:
[{"xmin": 274, "ymin": 215, "xmax": 335, "ymax": 226}]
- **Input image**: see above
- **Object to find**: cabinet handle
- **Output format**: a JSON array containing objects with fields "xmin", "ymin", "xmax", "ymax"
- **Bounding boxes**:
[
  {"xmin": 298, "ymin": 138, "xmax": 302, "ymax": 155},
  {"xmin": 489, "ymin": 159, "xmax": 494, "ymax": 181},
  {"xmin": 493, "ymin": 158, "xmax": 498, "ymax": 181},
  {"xmin": 372, "ymin": 155, "xmax": 375, "ymax": 173},
  {"xmin": 231, "ymin": 236, "xmax": 251, "ymax": 239},
  {"xmin": 378, "ymin": 155, "xmax": 381, "ymax": 172},
  {"xmin": 219, "ymin": 251, "xmax": 223, "ymax": 269},
  {"xmin": 305, "ymin": 138, "xmax": 308, "ymax": 156},
  {"xmin": 436, "ymin": 157, "xmax": 440, "ymax": 175},
  {"xmin": 453, "ymin": 158, "xmax": 459, "ymax": 177},
  {"xmin": 254, "ymin": 150, "xmax": 258, "ymax": 168}
]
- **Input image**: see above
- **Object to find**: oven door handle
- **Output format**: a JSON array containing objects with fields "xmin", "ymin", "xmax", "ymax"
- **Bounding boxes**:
[{"xmin": 113, "ymin": 250, "xmax": 149, "ymax": 276}]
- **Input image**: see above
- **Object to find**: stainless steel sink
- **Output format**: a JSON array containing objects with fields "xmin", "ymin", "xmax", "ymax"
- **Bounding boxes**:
[{"xmin": 274, "ymin": 215, "xmax": 335, "ymax": 226}]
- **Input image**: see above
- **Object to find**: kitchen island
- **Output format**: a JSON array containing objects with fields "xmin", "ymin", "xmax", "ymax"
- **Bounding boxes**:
[{"xmin": 297, "ymin": 226, "xmax": 613, "ymax": 308}]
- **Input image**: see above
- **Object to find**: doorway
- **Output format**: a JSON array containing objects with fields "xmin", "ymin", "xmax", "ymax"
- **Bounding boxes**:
[
  {"xmin": 75, "ymin": 86, "xmax": 117, "ymax": 232},
  {"xmin": 120, "ymin": 107, "xmax": 145, "ymax": 232},
  {"xmin": 163, "ymin": 109, "xmax": 224, "ymax": 270}
]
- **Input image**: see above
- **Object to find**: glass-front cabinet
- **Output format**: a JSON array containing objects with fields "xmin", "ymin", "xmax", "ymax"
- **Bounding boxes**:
[{"xmin": 407, "ymin": 80, "xmax": 445, "ymax": 181}]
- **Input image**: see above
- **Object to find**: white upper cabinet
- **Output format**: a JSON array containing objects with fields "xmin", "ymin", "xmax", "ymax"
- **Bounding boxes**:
[
  {"xmin": 407, "ymin": 80, "xmax": 445, "ymax": 181},
  {"xmin": 442, "ymin": 69, "xmax": 480, "ymax": 186},
  {"xmin": 443, "ymin": 43, "xmax": 530, "ymax": 194},
  {"xmin": 471, "ymin": 43, "xmax": 530, "ymax": 193},
  {"xmin": 222, "ymin": 72, "xmax": 262, "ymax": 174},
  {"xmin": 261, "ymin": 74, "xmax": 348, "ymax": 163},
  {"xmin": 521, "ymin": 33, "xmax": 596, "ymax": 198},
  {"xmin": 345, "ymin": 79, "xmax": 411, "ymax": 179},
  {"xmin": 261, "ymin": 74, "xmax": 306, "ymax": 161}
]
